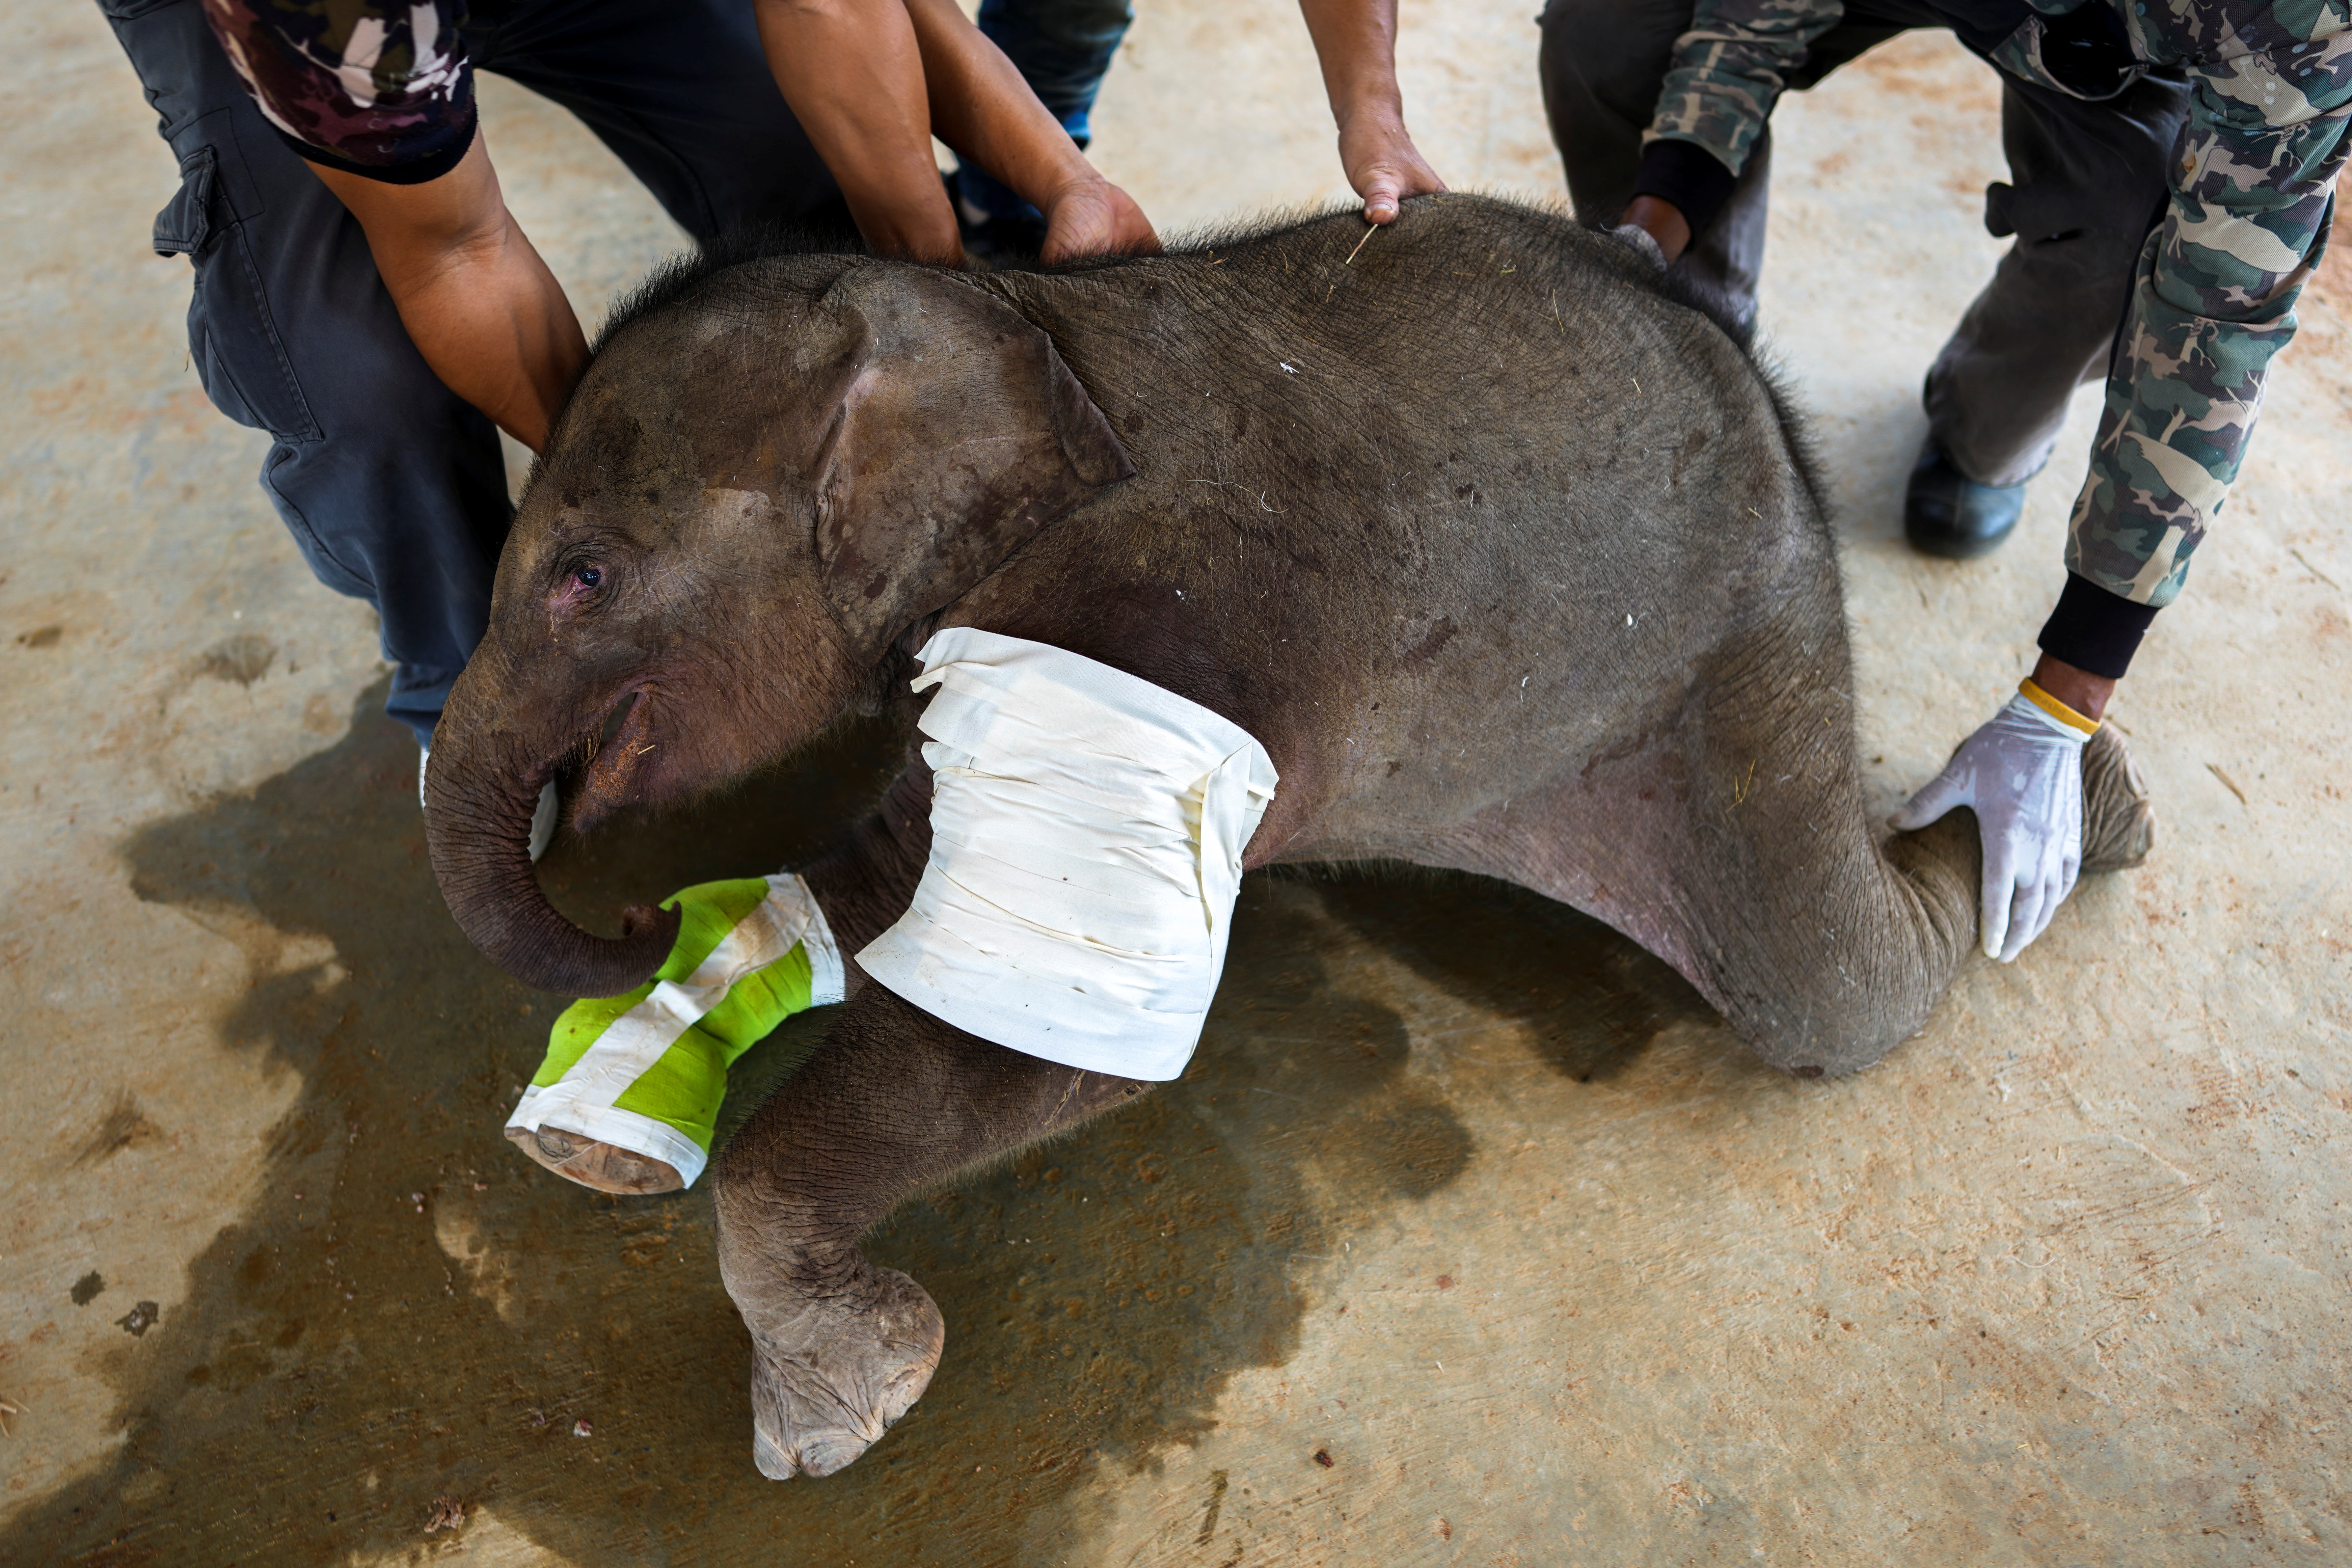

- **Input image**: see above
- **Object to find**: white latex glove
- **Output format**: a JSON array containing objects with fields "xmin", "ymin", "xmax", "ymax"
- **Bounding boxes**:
[{"xmin": 1891, "ymin": 690, "xmax": 2092, "ymax": 963}]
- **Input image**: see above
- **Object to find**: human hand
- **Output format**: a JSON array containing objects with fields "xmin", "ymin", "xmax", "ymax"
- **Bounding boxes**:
[
  {"xmin": 756, "ymin": 0, "xmax": 966, "ymax": 265},
  {"xmin": 1337, "ymin": 111, "xmax": 1446, "ymax": 224},
  {"xmin": 1294, "ymin": 0, "xmax": 1443, "ymax": 223},
  {"xmin": 883, "ymin": 0, "xmax": 1155, "ymax": 266},
  {"xmin": 1890, "ymin": 687, "xmax": 2094, "ymax": 963},
  {"xmin": 1038, "ymin": 177, "xmax": 1161, "ymax": 264},
  {"xmin": 1620, "ymin": 195, "xmax": 1691, "ymax": 264}
]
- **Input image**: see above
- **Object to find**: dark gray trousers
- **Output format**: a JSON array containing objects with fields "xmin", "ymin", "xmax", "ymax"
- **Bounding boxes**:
[{"xmin": 1538, "ymin": 0, "xmax": 2190, "ymax": 487}]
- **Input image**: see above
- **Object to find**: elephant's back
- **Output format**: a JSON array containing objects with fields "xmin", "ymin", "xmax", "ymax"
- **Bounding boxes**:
[
  {"xmin": 961, "ymin": 197, "xmax": 1834, "ymax": 838},
  {"xmin": 1007, "ymin": 193, "xmax": 1817, "ymax": 588}
]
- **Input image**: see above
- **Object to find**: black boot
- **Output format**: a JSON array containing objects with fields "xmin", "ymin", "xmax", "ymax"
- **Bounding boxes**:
[{"xmin": 1904, "ymin": 439, "xmax": 2027, "ymax": 560}]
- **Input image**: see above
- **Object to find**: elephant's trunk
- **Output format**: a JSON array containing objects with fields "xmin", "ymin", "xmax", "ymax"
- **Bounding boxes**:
[{"xmin": 425, "ymin": 726, "xmax": 679, "ymax": 998}]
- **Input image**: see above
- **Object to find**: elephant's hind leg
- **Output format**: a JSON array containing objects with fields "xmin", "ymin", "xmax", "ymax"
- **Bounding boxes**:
[{"xmin": 1467, "ymin": 678, "xmax": 2153, "ymax": 1084}]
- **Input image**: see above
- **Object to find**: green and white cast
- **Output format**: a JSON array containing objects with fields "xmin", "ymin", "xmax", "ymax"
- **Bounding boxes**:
[{"xmin": 507, "ymin": 871, "xmax": 844, "ymax": 1188}]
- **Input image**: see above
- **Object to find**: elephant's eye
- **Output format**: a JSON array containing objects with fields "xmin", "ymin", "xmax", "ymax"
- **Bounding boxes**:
[{"xmin": 573, "ymin": 565, "xmax": 603, "ymax": 589}]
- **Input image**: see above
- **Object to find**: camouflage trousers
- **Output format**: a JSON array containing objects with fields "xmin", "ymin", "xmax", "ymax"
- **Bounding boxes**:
[{"xmin": 1539, "ymin": 0, "xmax": 2192, "ymax": 489}]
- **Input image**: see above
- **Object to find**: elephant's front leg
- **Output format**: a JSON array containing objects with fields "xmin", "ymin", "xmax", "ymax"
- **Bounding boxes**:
[{"xmin": 712, "ymin": 984, "xmax": 1145, "ymax": 1479}]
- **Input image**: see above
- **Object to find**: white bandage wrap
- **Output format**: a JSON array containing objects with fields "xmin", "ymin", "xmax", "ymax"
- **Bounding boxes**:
[
  {"xmin": 505, "ymin": 872, "xmax": 845, "ymax": 1187},
  {"xmin": 855, "ymin": 628, "xmax": 1278, "ymax": 1082}
]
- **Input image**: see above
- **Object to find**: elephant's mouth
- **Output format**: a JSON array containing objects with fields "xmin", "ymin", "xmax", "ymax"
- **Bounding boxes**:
[{"xmin": 568, "ymin": 686, "xmax": 663, "ymax": 833}]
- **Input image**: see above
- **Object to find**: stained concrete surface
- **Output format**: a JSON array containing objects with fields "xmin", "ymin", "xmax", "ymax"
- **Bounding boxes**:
[{"xmin": 3, "ymin": 2, "xmax": 2350, "ymax": 1563}]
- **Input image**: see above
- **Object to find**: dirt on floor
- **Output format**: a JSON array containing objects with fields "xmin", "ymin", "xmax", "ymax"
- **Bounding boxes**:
[{"xmin": 5, "ymin": 3, "xmax": 2351, "ymax": 1565}]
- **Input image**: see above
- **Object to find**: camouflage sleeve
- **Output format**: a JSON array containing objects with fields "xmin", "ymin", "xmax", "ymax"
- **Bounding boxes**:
[
  {"xmin": 2067, "ymin": 22, "xmax": 2352, "ymax": 609},
  {"xmin": 198, "ymin": 0, "xmax": 476, "ymax": 176},
  {"xmin": 1645, "ymin": 0, "xmax": 1850, "ymax": 174}
]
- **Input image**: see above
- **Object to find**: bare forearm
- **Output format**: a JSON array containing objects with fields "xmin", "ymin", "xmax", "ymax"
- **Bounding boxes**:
[
  {"xmin": 898, "ymin": 0, "xmax": 1157, "ymax": 261},
  {"xmin": 311, "ymin": 139, "xmax": 586, "ymax": 453},
  {"xmin": 901, "ymin": 0, "xmax": 1088, "ymax": 208},
  {"xmin": 1295, "ymin": 0, "xmax": 1445, "ymax": 223},
  {"xmin": 382, "ymin": 225, "xmax": 583, "ymax": 453},
  {"xmin": 754, "ymin": 0, "xmax": 963, "ymax": 262},
  {"xmin": 1297, "ymin": 0, "xmax": 1403, "ymax": 127}
]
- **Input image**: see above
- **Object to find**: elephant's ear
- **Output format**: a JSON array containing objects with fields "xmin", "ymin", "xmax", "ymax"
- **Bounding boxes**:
[{"xmin": 805, "ymin": 266, "xmax": 1134, "ymax": 653}]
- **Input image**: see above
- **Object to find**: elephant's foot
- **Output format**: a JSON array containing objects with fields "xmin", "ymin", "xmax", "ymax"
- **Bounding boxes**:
[
  {"xmin": 733, "ymin": 1256, "xmax": 945, "ymax": 1479},
  {"xmin": 503, "ymin": 1124, "xmax": 683, "ymax": 1195},
  {"xmin": 2080, "ymin": 724, "xmax": 2156, "ymax": 874}
]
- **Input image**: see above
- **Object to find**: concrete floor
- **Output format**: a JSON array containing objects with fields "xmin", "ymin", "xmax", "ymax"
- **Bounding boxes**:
[{"xmin": 5, "ymin": 2, "xmax": 2351, "ymax": 1563}]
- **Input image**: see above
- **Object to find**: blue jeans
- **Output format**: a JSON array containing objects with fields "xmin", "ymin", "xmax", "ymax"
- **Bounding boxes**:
[
  {"xmin": 958, "ymin": 0, "xmax": 1136, "ymax": 227},
  {"xmin": 100, "ymin": 0, "xmax": 844, "ymax": 745}
]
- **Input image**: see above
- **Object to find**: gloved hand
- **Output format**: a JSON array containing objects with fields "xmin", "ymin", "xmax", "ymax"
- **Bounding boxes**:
[{"xmin": 1891, "ymin": 684, "xmax": 2096, "ymax": 963}]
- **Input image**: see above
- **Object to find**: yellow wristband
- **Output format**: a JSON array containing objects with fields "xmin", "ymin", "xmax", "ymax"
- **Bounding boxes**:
[{"xmin": 2018, "ymin": 677, "xmax": 2099, "ymax": 737}]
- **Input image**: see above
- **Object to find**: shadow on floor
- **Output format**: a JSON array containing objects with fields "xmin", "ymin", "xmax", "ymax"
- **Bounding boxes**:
[
  {"xmin": 1305, "ymin": 867, "xmax": 1716, "ymax": 1086},
  {"xmin": 16, "ymin": 683, "xmax": 1719, "ymax": 1567}
]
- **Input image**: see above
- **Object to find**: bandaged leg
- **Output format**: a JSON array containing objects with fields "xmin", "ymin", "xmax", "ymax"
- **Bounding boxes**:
[
  {"xmin": 507, "ymin": 872, "xmax": 844, "ymax": 1194},
  {"xmin": 856, "ymin": 627, "xmax": 1277, "ymax": 1081}
]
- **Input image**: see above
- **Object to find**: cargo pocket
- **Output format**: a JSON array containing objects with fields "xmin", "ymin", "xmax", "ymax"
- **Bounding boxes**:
[
  {"xmin": 158, "ymin": 144, "xmax": 323, "ymax": 442},
  {"xmin": 151, "ymin": 143, "xmax": 215, "ymax": 256}
]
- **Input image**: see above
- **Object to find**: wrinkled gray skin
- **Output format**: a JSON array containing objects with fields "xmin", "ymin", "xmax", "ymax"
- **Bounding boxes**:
[{"xmin": 425, "ymin": 195, "xmax": 2153, "ymax": 1480}]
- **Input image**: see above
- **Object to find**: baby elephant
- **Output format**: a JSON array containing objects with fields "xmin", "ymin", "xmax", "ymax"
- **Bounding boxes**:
[{"xmin": 423, "ymin": 195, "xmax": 2153, "ymax": 1478}]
